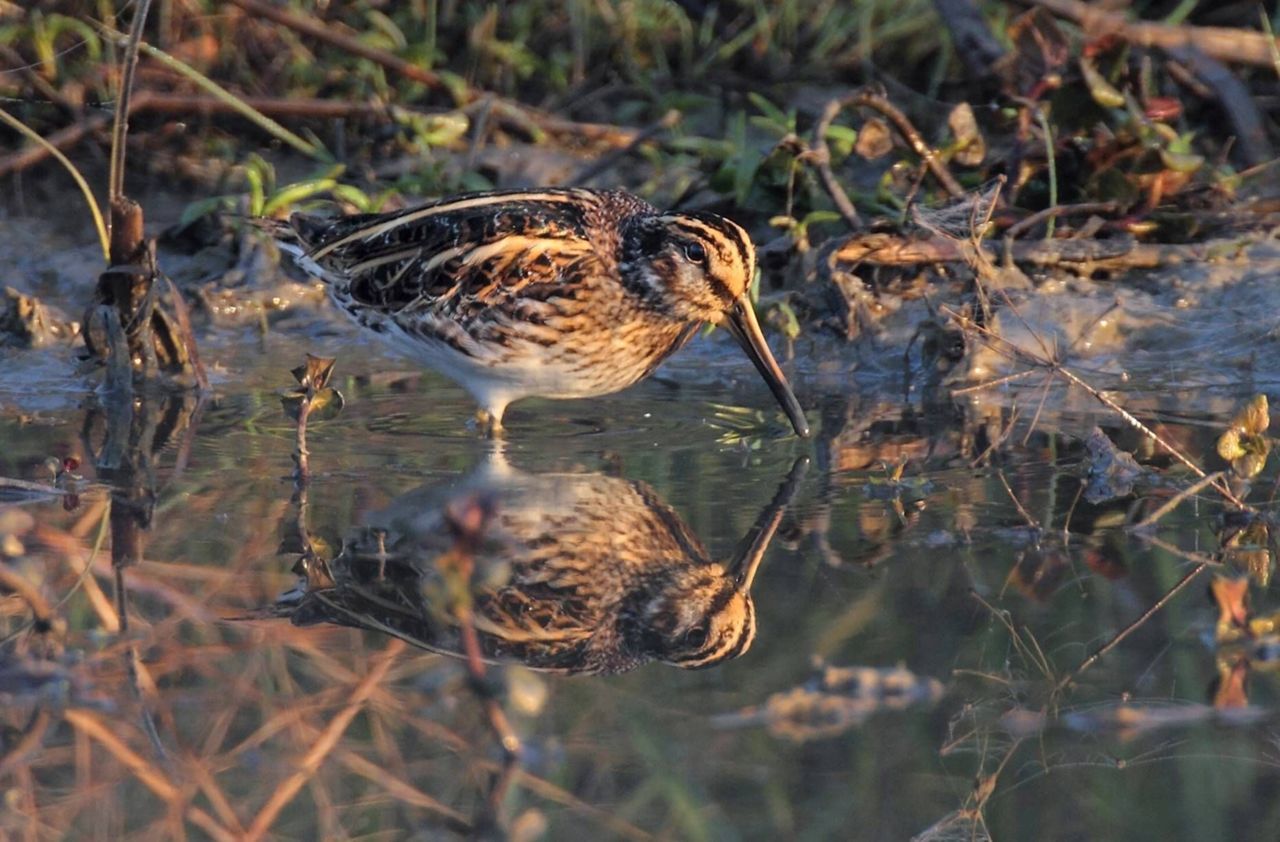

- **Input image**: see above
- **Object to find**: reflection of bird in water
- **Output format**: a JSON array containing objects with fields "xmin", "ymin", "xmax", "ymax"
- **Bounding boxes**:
[{"xmin": 276, "ymin": 456, "xmax": 806, "ymax": 675}]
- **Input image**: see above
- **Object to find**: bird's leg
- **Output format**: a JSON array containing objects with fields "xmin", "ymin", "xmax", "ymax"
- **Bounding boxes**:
[{"xmin": 476, "ymin": 402, "xmax": 508, "ymax": 438}]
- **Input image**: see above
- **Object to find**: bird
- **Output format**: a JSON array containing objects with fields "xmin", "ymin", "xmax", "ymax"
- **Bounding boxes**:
[
  {"xmin": 271, "ymin": 187, "xmax": 809, "ymax": 437},
  {"xmin": 273, "ymin": 456, "xmax": 807, "ymax": 675}
]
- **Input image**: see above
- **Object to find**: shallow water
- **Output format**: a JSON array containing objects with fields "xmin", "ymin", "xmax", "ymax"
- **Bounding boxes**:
[{"xmin": 2, "ymin": 211, "xmax": 1280, "ymax": 841}]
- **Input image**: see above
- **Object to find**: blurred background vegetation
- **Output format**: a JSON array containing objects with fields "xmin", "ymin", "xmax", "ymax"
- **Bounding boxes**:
[{"xmin": 3, "ymin": 1, "xmax": 1276, "ymax": 236}]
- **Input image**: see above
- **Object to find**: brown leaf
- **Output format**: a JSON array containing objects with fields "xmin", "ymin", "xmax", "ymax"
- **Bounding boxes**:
[
  {"xmin": 854, "ymin": 118, "xmax": 893, "ymax": 160},
  {"xmin": 947, "ymin": 103, "xmax": 986, "ymax": 166},
  {"xmin": 994, "ymin": 8, "xmax": 1069, "ymax": 98},
  {"xmin": 1217, "ymin": 395, "xmax": 1271, "ymax": 477},
  {"xmin": 291, "ymin": 354, "xmax": 338, "ymax": 390}
]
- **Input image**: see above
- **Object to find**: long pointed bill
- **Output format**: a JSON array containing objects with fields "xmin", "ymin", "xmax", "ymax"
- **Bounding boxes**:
[
  {"xmin": 723, "ymin": 298, "xmax": 810, "ymax": 438},
  {"xmin": 731, "ymin": 456, "xmax": 810, "ymax": 592}
]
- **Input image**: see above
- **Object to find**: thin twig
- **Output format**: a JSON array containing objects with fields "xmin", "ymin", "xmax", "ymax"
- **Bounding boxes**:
[
  {"xmin": 809, "ymin": 98, "xmax": 862, "ymax": 229},
  {"xmin": 1003, "ymin": 201, "xmax": 1120, "ymax": 241},
  {"xmin": 1023, "ymin": 0, "xmax": 1280, "ymax": 69},
  {"xmin": 1129, "ymin": 471, "xmax": 1226, "ymax": 530},
  {"xmin": 1055, "ymin": 560, "xmax": 1209, "ymax": 692},
  {"xmin": 944, "ymin": 306, "xmax": 1249, "ymax": 510},
  {"xmin": 847, "ymin": 90, "xmax": 967, "ymax": 198}
]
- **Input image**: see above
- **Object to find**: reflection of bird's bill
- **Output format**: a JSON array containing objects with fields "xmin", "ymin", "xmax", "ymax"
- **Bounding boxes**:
[
  {"xmin": 723, "ymin": 298, "xmax": 810, "ymax": 438},
  {"xmin": 731, "ymin": 456, "xmax": 810, "ymax": 593},
  {"xmin": 733, "ymin": 542, "xmax": 768, "ymax": 593}
]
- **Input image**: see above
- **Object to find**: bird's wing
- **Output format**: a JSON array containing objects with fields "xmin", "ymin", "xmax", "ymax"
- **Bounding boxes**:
[{"xmin": 289, "ymin": 188, "xmax": 651, "ymax": 314}]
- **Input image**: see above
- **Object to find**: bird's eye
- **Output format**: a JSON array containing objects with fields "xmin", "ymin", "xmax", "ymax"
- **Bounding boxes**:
[
  {"xmin": 683, "ymin": 624, "xmax": 709, "ymax": 648},
  {"xmin": 684, "ymin": 241, "xmax": 708, "ymax": 264}
]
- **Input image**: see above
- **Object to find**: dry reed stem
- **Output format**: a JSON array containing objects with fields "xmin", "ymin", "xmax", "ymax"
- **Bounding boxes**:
[
  {"xmin": 333, "ymin": 746, "xmax": 470, "ymax": 829},
  {"xmin": 35, "ymin": 522, "xmax": 120, "ymax": 633},
  {"xmin": 0, "ymin": 710, "xmax": 52, "ymax": 779},
  {"xmin": 242, "ymin": 637, "xmax": 406, "ymax": 841},
  {"xmin": 185, "ymin": 754, "xmax": 246, "ymax": 834},
  {"xmin": 63, "ymin": 708, "xmax": 235, "ymax": 842}
]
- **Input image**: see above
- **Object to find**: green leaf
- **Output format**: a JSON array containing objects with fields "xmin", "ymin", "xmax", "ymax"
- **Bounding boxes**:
[
  {"xmin": 262, "ymin": 178, "xmax": 338, "ymax": 217},
  {"xmin": 747, "ymin": 92, "xmax": 786, "ymax": 125},
  {"xmin": 824, "ymin": 124, "xmax": 858, "ymax": 159},
  {"xmin": 801, "ymin": 209, "xmax": 843, "ymax": 226},
  {"xmin": 1079, "ymin": 56, "xmax": 1126, "ymax": 108}
]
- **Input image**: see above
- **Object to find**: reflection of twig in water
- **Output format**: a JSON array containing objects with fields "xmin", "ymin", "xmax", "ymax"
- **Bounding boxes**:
[
  {"xmin": 921, "ymin": 730, "xmax": 1023, "ymax": 842},
  {"xmin": 1130, "ymin": 471, "xmax": 1227, "ymax": 530},
  {"xmin": 1055, "ymin": 554, "xmax": 1214, "ymax": 695},
  {"xmin": 996, "ymin": 470, "xmax": 1040, "ymax": 531},
  {"xmin": 969, "ymin": 589, "xmax": 1057, "ymax": 685},
  {"xmin": 943, "ymin": 304, "xmax": 1249, "ymax": 510}
]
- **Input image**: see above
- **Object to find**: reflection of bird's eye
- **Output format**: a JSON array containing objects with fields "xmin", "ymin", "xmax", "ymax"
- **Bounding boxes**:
[
  {"xmin": 684, "ymin": 625, "xmax": 709, "ymax": 648},
  {"xmin": 684, "ymin": 241, "xmax": 707, "ymax": 264}
]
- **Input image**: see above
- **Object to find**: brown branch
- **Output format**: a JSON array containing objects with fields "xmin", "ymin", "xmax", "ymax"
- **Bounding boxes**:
[
  {"xmin": 829, "ymin": 230, "xmax": 1252, "ymax": 274},
  {"xmin": 1022, "ymin": 0, "xmax": 1280, "ymax": 68},
  {"xmin": 136, "ymin": 92, "xmax": 397, "ymax": 120},
  {"xmin": 848, "ymin": 91, "xmax": 967, "ymax": 199},
  {"xmin": 0, "ymin": 89, "xmax": 654, "ymax": 180},
  {"xmin": 569, "ymin": 108, "xmax": 682, "ymax": 185},
  {"xmin": 807, "ymin": 88, "xmax": 969, "ymax": 230},
  {"xmin": 1002, "ymin": 201, "xmax": 1119, "ymax": 241},
  {"xmin": 225, "ymin": 0, "xmax": 452, "ymax": 95},
  {"xmin": 0, "ymin": 108, "xmax": 114, "ymax": 179},
  {"xmin": 225, "ymin": 0, "xmax": 648, "ymax": 152},
  {"xmin": 809, "ymin": 99, "xmax": 863, "ymax": 229}
]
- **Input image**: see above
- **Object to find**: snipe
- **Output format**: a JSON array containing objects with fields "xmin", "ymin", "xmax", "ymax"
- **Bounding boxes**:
[{"xmin": 273, "ymin": 188, "xmax": 809, "ymax": 436}]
